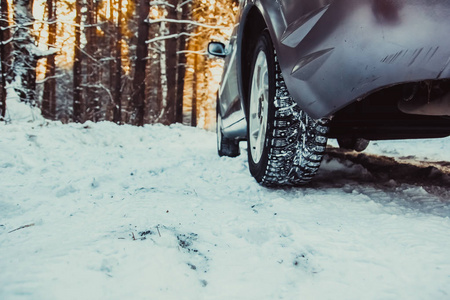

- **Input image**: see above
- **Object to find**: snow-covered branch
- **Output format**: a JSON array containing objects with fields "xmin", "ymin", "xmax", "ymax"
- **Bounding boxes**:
[
  {"xmin": 76, "ymin": 45, "xmax": 97, "ymax": 63},
  {"xmin": 146, "ymin": 18, "xmax": 227, "ymax": 29},
  {"xmin": 98, "ymin": 84, "xmax": 114, "ymax": 105},
  {"xmin": 146, "ymin": 32, "xmax": 201, "ymax": 44},
  {"xmin": 177, "ymin": 0, "xmax": 193, "ymax": 9},
  {"xmin": 33, "ymin": 47, "xmax": 58, "ymax": 58},
  {"xmin": 81, "ymin": 83, "xmax": 114, "ymax": 104},
  {"xmin": 36, "ymin": 74, "xmax": 65, "ymax": 84},
  {"xmin": 1, "ymin": 24, "xmax": 18, "ymax": 31},
  {"xmin": 177, "ymin": 50, "xmax": 207, "ymax": 55},
  {"xmin": 149, "ymin": 1, "xmax": 175, "ymax": 8},
  {"xmin": 0, "ymin": 37, "xmax": 13, "ymax": 45}
]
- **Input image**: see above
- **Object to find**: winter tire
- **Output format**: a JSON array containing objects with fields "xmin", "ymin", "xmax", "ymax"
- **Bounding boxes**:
[{"xmin": 247, "ymin": 30, "xmax": 329, "ymax": 186}]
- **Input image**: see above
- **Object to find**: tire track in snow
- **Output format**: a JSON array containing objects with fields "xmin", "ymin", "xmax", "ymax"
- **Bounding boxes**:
[
  {"xmin": 308, "ymin": 147, "xmax": 450, "ymax": 217},
  {"xmin": 325, "ymin": 147, "xmax": 449, "ymax": 186}
]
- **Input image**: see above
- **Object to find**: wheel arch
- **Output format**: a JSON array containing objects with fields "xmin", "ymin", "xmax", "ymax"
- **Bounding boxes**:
[{"xmin": 237, "ymin": 4, "xmax": 268, "ymax": 121}]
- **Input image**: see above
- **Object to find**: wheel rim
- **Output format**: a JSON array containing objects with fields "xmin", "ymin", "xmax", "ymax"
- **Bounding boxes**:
[{"xmin": 249, "ymin": 50, "xmax": 269, "ymax": 164}]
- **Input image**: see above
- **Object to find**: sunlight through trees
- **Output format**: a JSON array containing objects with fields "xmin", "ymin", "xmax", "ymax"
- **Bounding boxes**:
[{"xmin": 0, "ymin": 0, "xmax": 237, "ymax": 127}]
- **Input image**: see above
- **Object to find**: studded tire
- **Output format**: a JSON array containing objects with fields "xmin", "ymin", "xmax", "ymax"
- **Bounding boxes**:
[{"xmin": 247, "ymin": 30, "xmax": 329, "ymax": 186}]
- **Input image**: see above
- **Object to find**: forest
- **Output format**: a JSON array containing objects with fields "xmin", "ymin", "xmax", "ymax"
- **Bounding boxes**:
[{"xmin": 0, "ymin": 0, "xmax": 238, "ymax": 128}]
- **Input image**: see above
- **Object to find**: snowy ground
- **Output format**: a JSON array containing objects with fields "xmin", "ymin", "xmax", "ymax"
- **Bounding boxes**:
[{"xmin": 1, "ymin": 100, "xmax": 450, "ymax": 300}]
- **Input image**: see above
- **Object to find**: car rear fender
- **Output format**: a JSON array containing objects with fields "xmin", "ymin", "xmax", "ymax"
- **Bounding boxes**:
[
  {"xmin": 236, "ymin": 1, "xmax": 280, "ymax": 119},
  {"xmin": 237, "ymin": 0, "xmax": 331, "ymax": 116}
]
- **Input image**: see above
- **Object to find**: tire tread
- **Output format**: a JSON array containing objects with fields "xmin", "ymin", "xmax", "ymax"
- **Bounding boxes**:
[{"xmin": 259, "ymin": 54, "xmax": 329, "ymax": 186}]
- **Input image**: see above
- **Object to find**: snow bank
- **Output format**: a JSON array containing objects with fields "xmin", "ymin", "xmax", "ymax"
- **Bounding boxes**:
[{"xmin": 4, "ymin": 88, "xmax": 44, "ymax": 123}]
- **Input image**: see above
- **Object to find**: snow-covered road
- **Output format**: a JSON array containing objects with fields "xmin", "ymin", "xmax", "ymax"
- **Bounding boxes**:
[{"xmin": 1, "ymin": 105, "xmax": 450, "ymax": 299}]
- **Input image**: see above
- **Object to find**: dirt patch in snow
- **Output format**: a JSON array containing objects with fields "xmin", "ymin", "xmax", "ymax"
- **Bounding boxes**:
[{"xmin": 325, "ymin": 147, "xmax": 450, "ymax": 186}]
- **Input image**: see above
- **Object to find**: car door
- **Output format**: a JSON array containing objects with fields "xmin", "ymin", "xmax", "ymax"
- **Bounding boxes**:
[{"xmin": 217, "ymin": 3, "xmax": 247, "ymax": 134}]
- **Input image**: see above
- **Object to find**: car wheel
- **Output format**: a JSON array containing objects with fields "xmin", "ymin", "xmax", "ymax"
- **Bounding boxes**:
[
  {"xmin": 247, "ymin": 30, "xmax": 329, "ymax": 186},
  {"xmin": 337, "ymin": 137, "xmax": 370, "ymax": 152},
  {"xmin": 217, "ymin": 99, "xmax": 240, "ymax": 157}
]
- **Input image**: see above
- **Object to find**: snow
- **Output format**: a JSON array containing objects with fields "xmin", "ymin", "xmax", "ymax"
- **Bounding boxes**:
[
  {"xmin": 1, "ymin": 99, "xmax": 450, "ymax": 300},
  {"xmin": 328, "ymin": 138, "xmax": 449, "ymax": 162},
  {"xmin": 2, "ymin": 88, "xmax": 43, "ymax": 123}
]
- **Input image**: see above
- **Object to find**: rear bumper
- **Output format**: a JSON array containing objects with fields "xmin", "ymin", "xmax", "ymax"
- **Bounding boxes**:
[{"xmin": 276, "ymin": 0, "xmax": 450, "ymax": 119}]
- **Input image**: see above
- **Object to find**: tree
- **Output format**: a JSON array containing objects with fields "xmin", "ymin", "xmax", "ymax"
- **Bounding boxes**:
[
  {"xmin": 175, "ymin": 1, "xmax": 191, "ymax": 123},
  {"xmin": 164, "ymin": 0, "xmax": 178, "ymax": 125},
  {"xmin": 4, "ymin": 0, "xmax": 237, "ymax": 126},
  {"xmin": 10, "ymin": 0, "xmax": 41, "ymax": 105},
  {"xmin": 145, "ymin": 13, "xmax": 163, "ymax": 124},
  {"xmin": 73, "ymin": 0, "xmax": 83, "ymax": 122},
  {"xmin": 183, "ymin": 0, "xmax": 238, "ymax": 128},
  {"xmin": 113, "ymin": 0, "xmax": 123, "ymax": 124},
  {"xmin": 42, "ymin": 0, "xmax": 57, "ymax": 119},
  {"xmin": 0, "ymin": 0, "xmax": 11, "ymax": 119},
  {"xmin": 131, "ymin": 0, "xmax": 149, "ymax": 126},
  {"xmin": 190, "ymin": 43, "xmax": 198, "ymax": 127},
  {"xmin": 85, "ymin": 0, "xmax": 100, "ymax": 121},
  {"xmin": 145, "ymin": 0, "xmax": 194, "ymax": 125}
]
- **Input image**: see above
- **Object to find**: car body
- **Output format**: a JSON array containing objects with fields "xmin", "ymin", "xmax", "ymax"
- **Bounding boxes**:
[{"xmin": 209, "ymin": 0, "xmax": 450, "ymax": 185}]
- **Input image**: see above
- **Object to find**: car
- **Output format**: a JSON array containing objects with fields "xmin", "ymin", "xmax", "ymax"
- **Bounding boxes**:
[{"xmin": 208, "ymin": 0, "xmax": 450, "ymax": 186}]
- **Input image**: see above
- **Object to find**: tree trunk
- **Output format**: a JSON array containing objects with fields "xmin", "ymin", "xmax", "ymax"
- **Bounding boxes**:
[
  {"xmin": 164, "ymin": 0, "xmax": 178, "ymax": 125},
  {"xmin": 11, "ymin": 0, "xmax": 39, "ymax": 105},
  {"xmin": 86, "ymin": 0, "xmax": 99, "ymax": 121},
  {"xmin": 42, "ymin": 0, "xmax": 57, "ymax": 119},
  {"xmin": 108, "ymin": 0, "xmax": 115, "ymax": 120},
  {"xmin": 146, "ymin": 22, "xmax": 161, "ymax": 123},
  {"xmin": 175, "ymin": 1, "xmax": 191, "ymax": 124},
  {"xmin": 0, "ymin": 0, "xmax": 10, "ymax": 119},
  {"xmin": 159, "ymin": 20, "xmax": 167, "ymax": 123},
  {"xmin": 131, "ymin": 0, "xmax": 150, "ymax": 126},
  {"xmin": 73, "ymin": 0, "xmax": 83, "ymax": 122},
  {"xmin": 113, "ymin": 0, "xmax": 122, "ymax": 124},
  {"xmin": 191, "ymin": 49, "xmax": 198, "ymax": 127}
]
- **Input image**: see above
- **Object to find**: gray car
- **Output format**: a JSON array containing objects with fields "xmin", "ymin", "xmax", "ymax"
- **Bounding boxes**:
[{"xmin": 208, "ymin": 0, "xmax": 450, "ymax": 186}]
